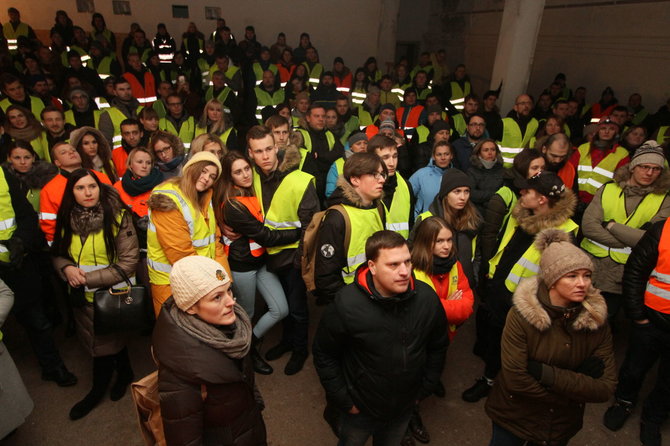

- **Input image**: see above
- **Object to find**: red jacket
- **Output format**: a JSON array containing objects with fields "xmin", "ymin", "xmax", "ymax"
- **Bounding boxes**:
[{"xmin": 40, "ymin": 170, "xmax": 112, "ymax": 242}]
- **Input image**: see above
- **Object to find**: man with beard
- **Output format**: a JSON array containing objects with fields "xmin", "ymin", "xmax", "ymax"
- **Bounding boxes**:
[
  {"xmin": 452, "ymin": 94, "xmax": 480, "ymax": 138},
  {"xmin": 497, "ymin": 94, "xmax": 538, "ymax": 168},
  {"xmin": 453, "ymin": 113, "xmax": 486, "ymax": 171},
  {"xmin": 40, "ymin": 107, "xmax": 75, "ymax": 156},
  {"xmin": 311, "ymin": 72, "xmax": 339, "ymax": 109},
  {"xmin": 541, "ymin": 133, "xmax": 575, "ymax": 190}
]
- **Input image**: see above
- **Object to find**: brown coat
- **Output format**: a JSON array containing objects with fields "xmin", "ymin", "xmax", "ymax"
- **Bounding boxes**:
[
  {"xmin": 485, "ymin": 276, "xmax": 616, "ymax": 445},
  {"xmin": 153, "ymin": 298, "xmax": 266, "ymax": 446},
  {"xmin": 582, "ymin": 166, "xmax": 670, "ymax": 293}
]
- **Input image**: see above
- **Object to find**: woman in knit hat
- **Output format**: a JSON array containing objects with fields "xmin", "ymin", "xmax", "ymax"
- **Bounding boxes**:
[
  {"xmin": 485, "ymin": 229, "xmax": 616, "ymax": 446},
  {"xmin": 153, "ymin": 255, "xmax": 267, "ymax": 445},
  {"xmin": 147, "ymin": 151, "xmax": 231, "ymax": 315}
]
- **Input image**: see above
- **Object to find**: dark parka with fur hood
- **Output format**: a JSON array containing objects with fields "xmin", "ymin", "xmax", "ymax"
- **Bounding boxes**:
[
  {"xmin": 582, "ymin": 165, "xmax": 670, "ymax": 294},
  {"xmin": 153, "ymin": 298, "xmax": 267, "ymax": 446},
  {"xmin": 485, "ymin": 274, "xmax": 616, "ymax": 445}
]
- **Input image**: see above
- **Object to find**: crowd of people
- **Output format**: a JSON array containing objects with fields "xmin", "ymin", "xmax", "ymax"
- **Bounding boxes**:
[{"xmin": 1, "ymin": 6, "xmax": 670, "ymax": 446}]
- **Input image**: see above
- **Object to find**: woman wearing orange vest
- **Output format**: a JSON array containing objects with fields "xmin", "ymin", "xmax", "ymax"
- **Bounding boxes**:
[
  {"xmin": 216, "ymin": 152, "xmax": 300, "ymax": 375},
  {"xmin": 114, "ymin": 147, "xmax": 163, "ymax": 293}
]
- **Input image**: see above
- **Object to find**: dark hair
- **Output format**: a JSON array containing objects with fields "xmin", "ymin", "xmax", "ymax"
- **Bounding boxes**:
[
  {"xmin": 120, "ymin": 118, "xmax": 141, "ymax": 130},
  {"xmin": 8, "ymin": 140, "xmax": 37, "ymax": 158},
  {"xmin": 365, "ymin": 230, "xmax": 408, "ymax": 262},
  {"xmin": 513, "ymin": 148, "xmax": 543, "ymax": 177},
  {"xmin": 343, "ymin": 152, "xmax": 386, "ymax": 181},
  {"xmin": 553, "ymin": 99, "xmax": 568, "ymax": 108},
  {"xmin": 307, "ymin": 103, "xmax": 326, "ymax": 115},
  {"xmin": 464, "ymin": 94, "xmax": 479, "ymax": 103},
  {"xmin": 1, "ymin": 73, "xmax": 21, "ymax": 90},
  {"xmin": 113, "ymin": 78, "xmax": 131, "ymax": 88},
  {"xmin": 367, "ymin": 135, "xmax": 396, "ymax": 153},
  {"xmin": 612, "ymin": 105, "xmax": 628, "ymax": 114},
  {"xmin": 411, "ymin": 216, "xmax": 455, "ymax": 275},
  {"xmin": 213, "ymin": 151, "xmax": 253, "ymax": 229},
  {"xmin": 40, "ymin": 105, "xmax": 64, "ymax": 120},
  {"xmin": 52, "ymin": 169, "xmax": 123, "ymax": 264},
  {"xmin": 246, "ymin": 125, "xmax": 273, "ymax": 147},
  {"xmin": 265, "ymin": 114, "xmax": 289, "ymax": 130},
  {"xmin": 465, "ymin": 113, "xmax": 485, "ymax": 124}
]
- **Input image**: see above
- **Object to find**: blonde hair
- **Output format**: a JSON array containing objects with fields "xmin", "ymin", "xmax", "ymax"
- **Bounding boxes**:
[
  {"xmin": 197, "ymin": 98, "xmax": 231, "ymax": 136},
  {"xmin": 190, "ymin": 133, "xmax": 226, "ymax": 157},
  {"xmin": 169, "ymin": 160, "xmax": 218, "ymax": 215}
]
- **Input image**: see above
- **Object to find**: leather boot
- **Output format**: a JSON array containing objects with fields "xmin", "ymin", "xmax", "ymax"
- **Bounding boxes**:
[
  {"xmin": 110, "ymin": 347, "xmax": 134, "ymax": 401},
  {"xmin": 251, "ymin": 335, "xmax": 273, "ymax": 375},
  {"xmin": 70, "ymin": 355, "xmax": 114, "ymax": 420}
]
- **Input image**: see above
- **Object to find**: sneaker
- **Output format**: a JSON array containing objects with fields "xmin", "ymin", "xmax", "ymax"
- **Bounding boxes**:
[
  {"xmin": 284, "ymin": 350, "xmax": 308, "ymax": 375},
  {"xmin": 462, "ymin": 377, "xmax": 492, "ymax": 403},
  {"xmin": 640, "ymin": 421, "xmax": 661, "ymax": 446},
  {"xmin": 603, "ymin": 400, "xmax": 633, "ymax": 431}
]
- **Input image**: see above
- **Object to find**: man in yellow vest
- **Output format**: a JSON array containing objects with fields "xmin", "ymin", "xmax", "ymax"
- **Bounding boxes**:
[
  {"xmin": 244, "ymin": 126, "xmax": 319, "ymax": 375},
  {"xmin": 2, "ymin": 7, "xmax": 35, "ymax": 53},
  {"xmin": 314, "ymin": 152, "xmax": 386, "ymax": 303},
  {"xmin": 497, "ymin": 94, "xmax": 539, "ymax": 168},
  {"xmin": 0, "ymin": 74, "xmax": 44, "ymax": 118},
  {"xmin": 253, "ymin": 70, "xmax": 284, "ymax": 123},
  {"xmin": 368, "ymin": 135, "xmax": 413, "ymax": 239},
  {"xmin": 582, "ymin": 141, "xmax": 669, "ymax": 324},
  {"xmin": 98, "ymin": 78, "xmax": 143, "ymax": 147},
  {"xmin": 605, "ymin": 217, "xmax": 670, "ymax": 445},
  {"xmin": 158, "ymin": 93, "xmax": 195, "ymax": 150},
  {"xmin": 463, "ymin": 171, "xmax": 578, "ymax": 403}
]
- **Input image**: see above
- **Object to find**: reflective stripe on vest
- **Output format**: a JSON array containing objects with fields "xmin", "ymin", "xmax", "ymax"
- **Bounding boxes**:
[
  {"xmin": 497, "ymin": 117, "xmax": 539, "ymax": 168},
  {"xmin": 222, "ymin": 196, "xmax": 265, "ymax": 257},
  {"xmin": 644, "ymin": 219, "xmax": 670, "ymax": 312},
  {"xmin": 0, "ymin": 168, "xmax": 17, "ymax": 263},
  {"xmin": 581, "ymin": 182, "xmax": 666, "ymax": 264},
  {"xmin": 252, "ymin": 169, "xmax": 314, "ymax": 255},
  {"xmin": 384, "ymin": 174, "xmax": 411, "ymax": 239},
  {"xmin": 159, "ymin": 117, "xmax": 195, "ymax": 149},
  {"xmin": 297, "ymin": 128, "xmax": 336, "ymax": 154},
  {"xmin": 147, "ymin": 185, "xmax": 217, "ymax": 285},
  {"xmin": 488, "ymin": 215, "xmax": 578, "ymax": 292},
  {"xmin": 254, "ymin": 87, "xmax": 285, "ymax": 122},
  {"xmin": 342, "ymin": 204, "xmax": 384, "ymax": 283},
  {"xmin": 576, "ymin": 143, "xmax": 628, "ymax": 196}
]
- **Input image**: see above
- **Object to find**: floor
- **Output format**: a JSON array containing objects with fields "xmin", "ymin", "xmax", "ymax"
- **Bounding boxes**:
[{"xmin": 1, "ymin": 298, "xmax": 665, "ymax": 446}]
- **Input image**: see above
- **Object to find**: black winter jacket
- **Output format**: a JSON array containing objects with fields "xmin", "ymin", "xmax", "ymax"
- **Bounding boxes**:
[
  {"xmin": 624, "ymin": 219, "xmax": 670, "ymax": 330},
  {"xmin": 153, "ymin": 298, "xmax": 267, "ymax": 446},
  {"xmin": 312, "ymin": 265, "xmax": 449, "ymax": 420}
]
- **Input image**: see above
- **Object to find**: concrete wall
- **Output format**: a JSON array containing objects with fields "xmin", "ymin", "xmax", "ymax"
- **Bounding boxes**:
[
  {"xmin": 396, "ymin": 0, "xmax": 670, "ymax": 112},
  {"xmin": 6, "ymin": 0, "xmax": 387, "ymax": 71}
]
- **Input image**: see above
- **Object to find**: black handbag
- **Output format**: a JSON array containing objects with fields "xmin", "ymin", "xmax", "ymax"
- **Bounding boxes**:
[{"xmin": 93, "ymin": 264, "xmax": 150, "ymax": 335}]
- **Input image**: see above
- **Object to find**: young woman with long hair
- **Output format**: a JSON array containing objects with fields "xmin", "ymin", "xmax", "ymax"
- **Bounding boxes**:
[
  {"xmin": 189, "ymin": 133, "xmax": 226, "ymax": 160},
  {"xmin": 70, "ymin": 126, "xmax": 117, "ymax": 181},
  {"xmin": 214, "ymin": 151, "xmax": 300, "ymax": 374},
  {"xmin": 4, "ymin": 141, "xmax": 58, "ymax": 212},
  {"xmin": 147, "ymin": 151, "xmax": 230, "ymax": 315},
  {"xmin": 3, "ymin": 105, "xmax": 47, "ymax": 161},
  {"xmin": 51, "ymin": 169, "xmax": 139, "ymax": 420},
  {"xmin": 195, "ymin": 98, "xmax": 239, "ymax": 151}
]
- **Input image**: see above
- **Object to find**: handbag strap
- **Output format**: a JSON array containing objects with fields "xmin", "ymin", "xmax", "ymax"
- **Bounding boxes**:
[{"xmin": 111, "ymin": 264, "xmax": 133, "ymax": 288}]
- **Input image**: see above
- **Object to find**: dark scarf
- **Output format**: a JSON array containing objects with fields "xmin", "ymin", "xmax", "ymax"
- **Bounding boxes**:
[
  {"xmin": 433, "ymin": 254, "xmax": 457, "ymax": 276},
  {"xmin": 156, "ymin": 155, "xmax": 184, "ymax": 172},
  {"xmin": 121, "ymin": 167, "xmax": 164, "ymax": 196}
]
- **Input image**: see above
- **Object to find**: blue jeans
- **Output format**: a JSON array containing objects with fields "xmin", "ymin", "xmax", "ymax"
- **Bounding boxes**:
[
  {"xmin": 488, "ymin": 422, "xmax": 569, "ymax": 446},
  {"xmin": 338, "ymin": 409, "xmax": 412, "ymax": 446},
  {"xmin": 232, "ymin": 266, "xmax": 289, "ymax": 338}
]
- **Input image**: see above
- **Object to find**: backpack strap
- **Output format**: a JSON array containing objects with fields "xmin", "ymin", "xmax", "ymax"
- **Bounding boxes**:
[{"xmin": 329, "ymin": 204, "xmax": 351, "ymax": 253}]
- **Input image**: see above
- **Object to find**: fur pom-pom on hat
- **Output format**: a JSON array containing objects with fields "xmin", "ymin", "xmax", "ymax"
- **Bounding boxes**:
[{"xmin": 534, "ymin": 228, "xmax": 593, "ymax": 287}]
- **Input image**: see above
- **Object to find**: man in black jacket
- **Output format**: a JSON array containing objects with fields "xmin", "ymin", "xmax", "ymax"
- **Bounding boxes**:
[
  {"xmin": 603, "ymin": 218, "xmax": 670, "ymax": 446},
  {"xmin": 313, "ymin": 230, "xmax": 448, "ymax": 445}
]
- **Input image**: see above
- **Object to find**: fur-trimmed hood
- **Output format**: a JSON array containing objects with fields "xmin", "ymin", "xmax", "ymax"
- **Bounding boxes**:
[
  {"xmin": 4, "ymin": 160, "xmax": 59, "ymax": 189},
  {"xmin": 327, "ymin": 175, "xmax": 380, "ymax": 208},
  {"xmin": 613, "ymin": 164, "xmax": 670, "ymax": 196},
  {"xmin": 69, "ymin": 126, "xmax": 113, "ymax": 160},
  {"xmin": 511, "ymin": 189, "xmax": 576, "ymax": 235},
  {"xmin": 278, "ymin": 144, "xmax": 302, "ymax": 173},
  {"xmin": 148, "ymin": 191, "xmax": 178, "ymax": 212},
  {"xmin": 513, "ymin": 276, "xmax": 608, "ymax": 332}
]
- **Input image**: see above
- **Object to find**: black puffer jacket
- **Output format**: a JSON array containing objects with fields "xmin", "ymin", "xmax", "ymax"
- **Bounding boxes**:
[
  {"xmin": 313, "ymin": 265, "xmax": 449, "ymax": 420},
  {"xmin": 623, "ymin": 218, "xmax": 670, "ymax": 330},
  {"xmin": 153, "ymin": 298, "xmax": 266, "ymax": 446}
]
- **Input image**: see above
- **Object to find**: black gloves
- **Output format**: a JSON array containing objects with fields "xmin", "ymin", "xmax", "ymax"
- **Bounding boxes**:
[
  {"xmin": 527, "ymin": 360, "xmax": 543, "ymax": 381},
  {"xmin": 575, "ymin": 356, "xmax": 604, "ymax": 379},
  {"xmin": 527, "ymin": 360, "xmax": 555, "ymax": 386},
  {"xmin": 0, "ymin": 237, "xmax": 24, "ymax": 269}
]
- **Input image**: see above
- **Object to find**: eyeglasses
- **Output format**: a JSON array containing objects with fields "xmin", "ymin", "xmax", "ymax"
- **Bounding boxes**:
[
  {"xmin": 369, "ymin": 171, "xmax": 387, "ymax": 181},
  {"xmin": 154, "ymin": 146, "xmax": 173, "ymax": 156},
  {"xmin": 636, "ymin": 164, "xmax": 662, "ymax": 173}
]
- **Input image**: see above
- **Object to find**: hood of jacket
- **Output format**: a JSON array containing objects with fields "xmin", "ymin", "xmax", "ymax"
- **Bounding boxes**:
[
  {"xmin": 278, "ymin": 144, "xmax": 302, "ymax": 173},
  {"xmin": 69, "ymin": 126, "xmax": 113, "ymax": 161},
  {"xmin": 511, "ymin": 189, "xmax": 576, "ymax": 235},
  {"xmin": 513, "ymin": 276, "xmax": 608, "ymax": 332},
  {"xmin": 327, "ymin": 176, "xmax": 381, "ymax": 208},
  {"xmin": 613, "ymin": 164, "xmax": 670, "ymax": 196}
]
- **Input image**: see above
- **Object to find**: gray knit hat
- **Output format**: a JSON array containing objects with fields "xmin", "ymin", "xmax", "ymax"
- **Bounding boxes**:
[
  {"xmin": 535, "ymin": 229, "xmax": 593, "ymax": 287},
  {"xmin": 170, "ymin": 256, "xmax": 231, "ymax": 311},
  {"xmin": 348, "ymin": 131, "xmax": 367, "ymax": 147},
  {"xmin": 630, "ymin": 140, "xmax": 666, "ymax": 171},
  {"xmin": 379, "ymin": 119, "xmax": 396, "ymax": 132}
]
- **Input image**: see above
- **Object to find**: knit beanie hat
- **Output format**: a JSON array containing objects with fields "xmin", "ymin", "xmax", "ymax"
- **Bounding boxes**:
[
  {"xmin": 379, "ymin": 119, "xmax": 396, "ymax": 132},
  {"xmin": 169, "ymin": 256, "xmax": 231, "ymax": 311},
  {"xmin": 535, "ymin": 229, "xmax": 593, "ymax": 287},
  {"xmin": 348, "ymin": 131, "xmax": 367, "ymax": 147},
  {"xmin": 183, "ymin": 151, "xmax": 222, "ymax": 180},
  {"xmin": 630, "ymin": 140, "xmax": 666, "ymax": 170},
  {"xmin": 430, "ymin": 120, "xmax": 451, "ymax": 137},
  {"xmin": 425, "ymin": 104, "xmax": 442, "ymax": 115},
  {"xmin": 69, "ymin": 87, "xmax": 89, "ymax": 101},
  {"xmin": 379, "ymin": 103, "xmax": 396, "ymax": 114},
  {"xmin": 438, "ymin": 168, "xmax": 472, "ymax": 199}
]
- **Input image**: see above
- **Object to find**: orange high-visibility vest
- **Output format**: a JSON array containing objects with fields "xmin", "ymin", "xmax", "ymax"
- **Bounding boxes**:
[
  {"xmin": 644, "ymin": 218, "xmax": 670, "ymax": 314},
  {"xmin": 122, "ymin": 71, "xmax": 157, "ymax": 105},
  {"xmin": 222, "ymin": 196, "xmax": 265, "ymax": 257}
]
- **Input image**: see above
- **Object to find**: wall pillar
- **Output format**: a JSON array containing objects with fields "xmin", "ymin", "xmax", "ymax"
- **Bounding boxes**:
[
  {"xmin": 377, "ymin": 0, "xmax": 400, "ymax": 69},
  {"xmin": 490, "ymin": 0, "xmax": 545, "ymax": 113}
]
